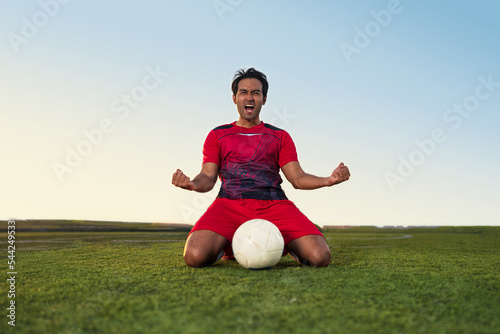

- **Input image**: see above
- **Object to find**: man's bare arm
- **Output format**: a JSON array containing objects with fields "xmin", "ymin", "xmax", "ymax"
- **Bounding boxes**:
[
  {"xmin": 281, "ymin": 161, "xmax": 350, "ymax": 190},
  {"xmin": 172, "ymin": 162, "xmax": 219, "ymax": 193}
]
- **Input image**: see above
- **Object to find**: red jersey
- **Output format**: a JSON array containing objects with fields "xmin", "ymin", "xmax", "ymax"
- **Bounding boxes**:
[{"xmin": 202, "ymin": 121, "xmax": 298, "ymax": 200}]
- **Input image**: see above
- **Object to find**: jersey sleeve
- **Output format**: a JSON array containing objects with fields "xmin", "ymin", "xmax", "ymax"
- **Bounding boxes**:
[
  {"xmin": 279, "ymin": 130, "xmax": 298, "ymax": 167},
  {"xmin": 202, "ymin": 130, "xmax": 221, "ymax": 166}
]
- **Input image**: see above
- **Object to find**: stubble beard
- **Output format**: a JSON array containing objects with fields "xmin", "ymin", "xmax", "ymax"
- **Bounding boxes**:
[{"xmin": 239, "ymin": 106, "xmax": 261, "ymax": 121}]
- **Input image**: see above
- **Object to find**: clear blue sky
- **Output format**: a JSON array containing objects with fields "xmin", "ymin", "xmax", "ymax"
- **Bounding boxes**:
[{"xmin": 1, "ymin": 0, "xmax": 499, "ymax": 226}]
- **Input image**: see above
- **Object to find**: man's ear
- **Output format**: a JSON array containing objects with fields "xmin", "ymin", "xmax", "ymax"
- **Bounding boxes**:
[
  {"xmin": 232, "ymin": 95, "xmax": 236, "ymax": 104},
  {"xmin": 263, "ymin": 96, "xmax": 267, "ymax": 105}
]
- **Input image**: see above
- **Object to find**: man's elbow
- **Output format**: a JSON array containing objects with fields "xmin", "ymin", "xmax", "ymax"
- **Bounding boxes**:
[
  {"xmin": 288, "ymin": 173, "xmax": 305, "ymax": 190},
  {"xmin": 198, "ymin": 180, "xmax": 217, "ymax": 193},
  {"xmin": 290, "ymin": 178, "xmax": 303, "ymax": 190}
]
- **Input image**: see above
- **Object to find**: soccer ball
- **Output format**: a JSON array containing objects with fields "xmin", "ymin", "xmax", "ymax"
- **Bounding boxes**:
[{"xmin": 232, "ymin": 219, "xmax": 284, "ymax": 269}]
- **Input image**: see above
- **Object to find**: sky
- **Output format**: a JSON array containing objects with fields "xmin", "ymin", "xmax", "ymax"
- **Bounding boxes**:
[{"xmin": 1, "ymin": 0, "xmax": 499, "ymax": 227}]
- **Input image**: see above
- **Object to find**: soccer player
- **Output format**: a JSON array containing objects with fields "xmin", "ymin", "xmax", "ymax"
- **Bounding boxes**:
[{"xmin": 172, "ymin": 68, "xmax": 350, "ymax": 268}]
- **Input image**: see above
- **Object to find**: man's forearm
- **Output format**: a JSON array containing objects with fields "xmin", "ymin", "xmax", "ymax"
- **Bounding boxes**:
[
  {"xmin": 293, "ymin": 173, "xmax": 330, "ymax": 190},
  {"xmin": 191, "ymin": 173, "xmax": 217, "ymax": 193}
]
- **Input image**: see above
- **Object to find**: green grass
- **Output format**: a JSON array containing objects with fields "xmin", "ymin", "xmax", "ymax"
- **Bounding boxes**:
[{"xmin": 1, "ymin": 223, "xmax": 499, "ymax": 333}]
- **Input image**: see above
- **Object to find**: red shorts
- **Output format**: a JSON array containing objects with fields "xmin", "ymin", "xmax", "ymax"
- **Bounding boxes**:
[{"xmin": 189, "ymin": 198, "xmax": 323, "ymax": 247}]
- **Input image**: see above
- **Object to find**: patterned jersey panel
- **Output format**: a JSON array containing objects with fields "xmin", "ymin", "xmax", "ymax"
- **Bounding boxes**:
[{"xmin": 202, "ymin": 122, "xmax": 298, "ymax": 200}]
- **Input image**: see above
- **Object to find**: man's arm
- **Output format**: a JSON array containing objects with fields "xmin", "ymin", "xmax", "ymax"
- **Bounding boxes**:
[
  {"xmin": 172, "ymin": 162, "xmax": 219, "ymax": 193},
  {"xmin": 281, "ymin": 161, "xmax": 350, "ymax": 190}
]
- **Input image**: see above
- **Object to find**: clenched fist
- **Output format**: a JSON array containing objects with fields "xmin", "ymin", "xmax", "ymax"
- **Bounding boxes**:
[
  {"xmin": 171, "ymin": 169, "xmax": 195, "ymax": 191},
  {"xmin": 327, "ymin": 162, "xmax": 350, "ymax": 186}
]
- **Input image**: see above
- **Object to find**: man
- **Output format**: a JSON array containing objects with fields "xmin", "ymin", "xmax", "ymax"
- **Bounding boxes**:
[{"xmin": 172, "ymin": 68, "xmax": 350, "ymax": 268}]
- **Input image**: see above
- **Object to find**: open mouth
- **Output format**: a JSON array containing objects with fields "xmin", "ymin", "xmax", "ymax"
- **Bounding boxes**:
[{"xmin": 244, "ymin": 104, "xmax": 255, "ymax": 113}]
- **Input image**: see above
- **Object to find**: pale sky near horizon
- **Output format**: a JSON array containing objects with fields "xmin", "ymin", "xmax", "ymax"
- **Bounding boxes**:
[{"xmin": 1, "ymin": 1, "xmax": 499, "ymax": 227}]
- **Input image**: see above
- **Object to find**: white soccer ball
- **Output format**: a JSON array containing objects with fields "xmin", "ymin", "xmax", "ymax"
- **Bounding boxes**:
[{"xmin": 232, "ymin": 219, "xmax": 284, "ymax": 269}]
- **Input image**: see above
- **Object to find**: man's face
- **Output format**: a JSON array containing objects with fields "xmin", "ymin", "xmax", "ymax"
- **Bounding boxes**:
[{"xmin": 233, "ymin": 78, "xmax": 267, "ymax": 126}]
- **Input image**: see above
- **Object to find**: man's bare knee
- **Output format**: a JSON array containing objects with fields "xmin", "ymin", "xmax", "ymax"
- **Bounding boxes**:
[
  {"xmin": 287, "ymin": 235, "xmax": 331, "ymax": 267},
  {"xmin": 183, "ymin": 230, "xmax": 228, "ymax": 268},
  {"xmin": 183, "ymin": 247, "xmax": 211, "ymax": 268},
  {"xmin": 309, "ymin": 248, "xmax": 331, "ymax": 267}
]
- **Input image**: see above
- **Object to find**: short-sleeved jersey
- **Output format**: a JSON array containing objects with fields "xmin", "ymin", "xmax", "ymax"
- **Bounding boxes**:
[{"xmin": 202, "ymin": 121, "xmax": 298, "ymax": 200}]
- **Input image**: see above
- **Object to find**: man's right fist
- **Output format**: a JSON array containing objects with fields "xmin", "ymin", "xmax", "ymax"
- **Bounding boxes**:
[{"xmin": 172, "ymin": 169, "xmax": 195, "ymax": 190}]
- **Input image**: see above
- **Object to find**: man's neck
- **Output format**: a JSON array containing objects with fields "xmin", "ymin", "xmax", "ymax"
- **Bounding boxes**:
[{"xmin": 235, "ymin": 118, "xmax": 261, "ymax": 128}]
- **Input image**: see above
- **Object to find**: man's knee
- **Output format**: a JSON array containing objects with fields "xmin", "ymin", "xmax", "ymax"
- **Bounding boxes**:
[
  {"xmin": 307, "ymin": 248, "xmax": 331, "ymax": 267},
  {"xmin": 183, "ymin": 230, "xmax": 228, "ymax": 268},
  {"xmin": 287, "ymin": 235, "xmax": 331, "ymax": 267},
  {"xmin": 183, "ymin": 247, "xmax": 210, "ymax": 268}
]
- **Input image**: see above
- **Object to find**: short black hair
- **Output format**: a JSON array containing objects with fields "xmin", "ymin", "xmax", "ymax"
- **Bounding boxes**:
[{"xmin": 231, "ymin": 67, "xmax": 269, "ymax": 98}]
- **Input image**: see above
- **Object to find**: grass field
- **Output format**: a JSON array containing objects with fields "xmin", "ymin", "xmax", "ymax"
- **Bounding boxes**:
[{"xmin": 1, "ymin": 221, "xmax": 499, "ymax": 333}]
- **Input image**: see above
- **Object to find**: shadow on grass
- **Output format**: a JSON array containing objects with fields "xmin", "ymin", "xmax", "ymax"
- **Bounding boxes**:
[{"xmin": 209, "ymin": 251, "xmax": 359, "ymax": 270}]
